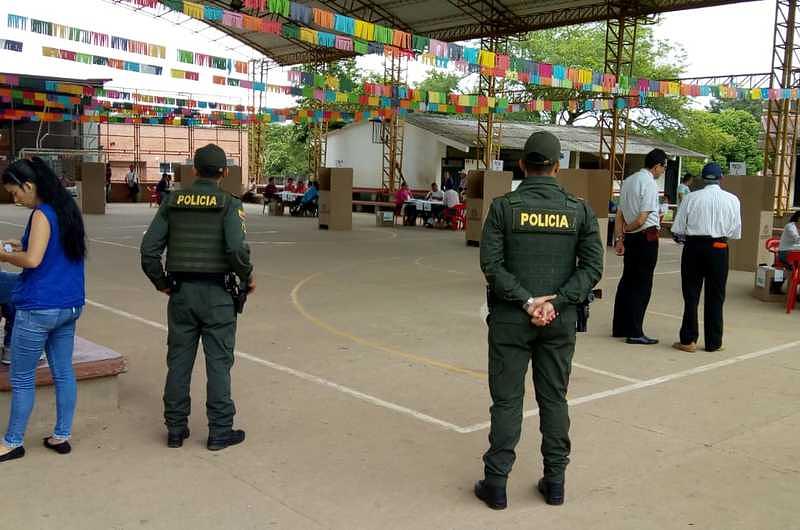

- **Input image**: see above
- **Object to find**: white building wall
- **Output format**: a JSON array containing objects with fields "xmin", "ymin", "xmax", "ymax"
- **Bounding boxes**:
[{"xmin": 325, "ymin": 122, "xmax": 449, "ymax": 190}]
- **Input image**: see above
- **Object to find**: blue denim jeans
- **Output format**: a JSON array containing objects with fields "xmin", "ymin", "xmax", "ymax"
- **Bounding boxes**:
[
  {"xmin": 0, "ymin": 271, "xmax": 19, "ymax": 347},
  {"xmin": 3, "ymin": 306, "xmax": 83, "ymax": 448}
]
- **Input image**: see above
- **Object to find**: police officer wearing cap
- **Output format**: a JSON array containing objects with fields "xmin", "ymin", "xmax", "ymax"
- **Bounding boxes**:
[
  {"xmin": 141, "ymin": 144, "xmax": 255, "ymax": 451},
  {"xmin": 671, "ymin": 162, "xmax": 741, "ymax": 353},
  {"xmin": 475, "ymin": 131, "xmax": 604, "ymax": 509}
]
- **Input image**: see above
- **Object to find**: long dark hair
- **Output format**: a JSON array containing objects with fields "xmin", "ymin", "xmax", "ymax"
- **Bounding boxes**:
[
  {"xmin": 2, "ymin": 157, "xmax": 87, "ymax": 262},
  {"xmin": 791, "ymin": 210, "xmax": 800, "ymax": 224}
]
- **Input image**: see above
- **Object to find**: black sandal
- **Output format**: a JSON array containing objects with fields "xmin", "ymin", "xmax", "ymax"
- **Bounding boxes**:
[
  {"xmin": 43, "ymin": 437, "xmax": 71, "ymax": 455},
  {"xmin": 0, "ymin": 446, "xmax": 25, "ymax": 462}
]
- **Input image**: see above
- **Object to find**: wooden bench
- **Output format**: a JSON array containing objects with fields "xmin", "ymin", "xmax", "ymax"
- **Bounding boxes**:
[
  {"xmin": 352, "ymin": 200, "xmax": 395, "ymax": 212},
  {"xmin": 0, "ymin": 337, "xmax": 127, "ymax": 426}
]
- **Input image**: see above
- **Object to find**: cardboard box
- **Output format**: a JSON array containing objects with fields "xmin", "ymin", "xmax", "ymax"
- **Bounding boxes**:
[
  {"xmin": 318, "ymin": 167, "xmax": 353, "ymax": 231},
  {"xmin": 222, "ymin": 165, "xmax": 243, "ymax": 196},
  {"xmin": 465, "ymin": 170, "xmax": 513, "ymax": 245},
  {"xmin": 376, "ymin": 210, "xmax": 394, "ymax": 227},
  {"xmin": 723, "ymin": 175, "xmax": 775, "ymax": 272},
  {"xmin": 557, "ymin": 169, "xmax": 613, "ymax": 220},
  {"xmin": 752, "ymin": 265, "xmax": 786, "ymax": 303},
  {"xmin": 77, "ymin": 162, "xmax": 106, "ymax": 215}
]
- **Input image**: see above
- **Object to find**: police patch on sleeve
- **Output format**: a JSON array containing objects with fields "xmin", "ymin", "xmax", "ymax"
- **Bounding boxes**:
[{"xmin": 512, "ymin": 208, "xmax": 577, "ymax": 233}]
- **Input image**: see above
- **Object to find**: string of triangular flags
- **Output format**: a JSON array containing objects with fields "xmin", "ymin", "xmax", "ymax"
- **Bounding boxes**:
[{"xmin": 148, "ymin": 0, "xmax": 800, "ymax": 102}]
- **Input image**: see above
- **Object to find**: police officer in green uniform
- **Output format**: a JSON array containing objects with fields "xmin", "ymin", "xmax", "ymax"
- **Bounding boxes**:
[
  {"xmin": 475, "ymin": 132, "xmax": 603, "ymax": 509},
  {"xmin": 141, "ymin": 144, "xmax": 255, "ymax": 451}
]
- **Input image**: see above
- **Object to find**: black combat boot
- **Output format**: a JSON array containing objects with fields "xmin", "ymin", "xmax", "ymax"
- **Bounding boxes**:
[
  {"xmin": 537, "ymin": 478, "xmax": 565, "ymax": 506},
  {"xmin": 207, "ymin": 429, "xmax": 245, "ymax": 451},
  {"xmin": 474, "ymin": 480, "xmax": 508, "ymax": 510},
  {"xmin": 167, "ymin": 428, "xmax": 190, "ymax": 448}
]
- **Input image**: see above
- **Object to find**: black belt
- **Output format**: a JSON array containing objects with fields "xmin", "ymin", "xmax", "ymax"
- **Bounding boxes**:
[
  {"xmin": 171, "ymin": 272, "xmax": 227, "ymax": 283},
  {"xmin": 625, "ymin": 226, "xmax": 659, "ymax": 237}
]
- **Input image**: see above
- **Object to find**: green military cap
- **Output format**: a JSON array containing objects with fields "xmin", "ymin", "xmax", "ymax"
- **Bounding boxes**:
[
  {"xmin": 194, "ymin": 144, "xmax": 227, "ymax": 176},
  {"xmin": 523, "ymin": 131, "xmax": 561, "ymax": 165}
]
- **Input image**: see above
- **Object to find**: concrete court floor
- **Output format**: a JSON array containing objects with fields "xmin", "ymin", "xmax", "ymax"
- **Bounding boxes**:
[{"xmin": 0, "ymin": 202, "xmax": 798, "ymax": 530}]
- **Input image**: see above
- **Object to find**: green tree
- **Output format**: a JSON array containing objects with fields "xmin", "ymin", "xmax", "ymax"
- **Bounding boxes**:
[
  {"xmin": 652, "ymin": 109, "xmax": 763, "ymax": 175},
  {"xmin": 508, "ymin": 22, "xmax": 688, "ymax": 127},
  {"xmin": 414, "ymin": 70, "xmax": 467, "ymax": 94},
  {"xmin": 259, "ymin": 123, "xmax": 310, "ymax": 177}
]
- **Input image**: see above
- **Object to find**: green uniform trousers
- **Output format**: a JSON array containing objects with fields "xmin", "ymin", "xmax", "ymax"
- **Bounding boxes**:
[
  {"xmin": 165, "ymin": 280, "xmax": 237, "ymax": 436},
  {"xmin": 483, "ymin": 309, "xmax": 576, "ymax": 487}
]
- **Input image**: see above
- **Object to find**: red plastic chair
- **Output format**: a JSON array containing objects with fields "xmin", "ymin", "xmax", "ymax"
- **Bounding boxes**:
[
  {"xmin": 784, "ymin": 251, "xmax": 800, "ymax": 314},
  {"xmin": 443, "ymin": 204, "xmax": 467, "ymax": 231},
  {"xmin": 766, "ymin": 237, "xmax": 781, "ymax": 267}
]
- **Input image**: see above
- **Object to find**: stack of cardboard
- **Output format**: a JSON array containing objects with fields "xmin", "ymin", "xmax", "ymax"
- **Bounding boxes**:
[
  {"xmin": 722, "ymin": 175, "xmax": 775, "ymax": 272},
  {"xmin": 77, "ymin": 162, "xmax": 106, "ymax": 215},
  {"xmin": 318, "ymin": 167, "xmax": 353, "ymax": 231},
  {"xmin": 465, "ymin": 170, "xmax": 513, "ymax": 246},
  {"xmin": 753, "ymin": 265, "xmax": 786, "ymax": 303}
]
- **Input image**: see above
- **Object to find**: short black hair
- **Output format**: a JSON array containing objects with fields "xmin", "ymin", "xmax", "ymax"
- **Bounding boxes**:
[
  {"xmin": 197, "ymin": 166, "xmax": 224, "ymax": 179},
  {"xmin": 682, "ymin": 172, "xmax": 693, "ymax": 183},
  {"xmin": 791, "ymin": 210, "xmax": 800, "ymax": 223},
  {"xmin": 521, "ymin": 158, "xmax": 556, "ymax": 176},
  {"xmin": 645, "ymin": 149, "xmax": 668, "ymax": 169},
  {"xmin": 268, "ymin": 177, "xmax": 275, "ymax": 183}
]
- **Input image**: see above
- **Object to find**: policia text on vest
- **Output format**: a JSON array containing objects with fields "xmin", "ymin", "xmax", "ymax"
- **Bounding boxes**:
[{"xmin": 141, "ymin": 143, "xmax": 254, "ymax": 452}]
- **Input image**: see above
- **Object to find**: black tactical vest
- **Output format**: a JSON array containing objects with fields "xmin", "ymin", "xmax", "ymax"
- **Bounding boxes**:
[
  {"xmin": 165, "ymin": 188, "xmax": 230, "ymax": 273},
  {"xmin": 501, "ymin": 189, "xmax": 582, "ymax": 298}
]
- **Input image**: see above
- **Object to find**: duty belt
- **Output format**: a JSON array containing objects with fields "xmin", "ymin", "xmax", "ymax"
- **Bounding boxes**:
[{"xmin": 171, "ymin": 272, "xmax": 227, "ymax": 283}]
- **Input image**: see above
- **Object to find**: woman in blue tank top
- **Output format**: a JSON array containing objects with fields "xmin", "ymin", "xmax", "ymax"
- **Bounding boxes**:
[{"xmin": 0, "ymin": 157, "xmax": 86, "ymax": 463}]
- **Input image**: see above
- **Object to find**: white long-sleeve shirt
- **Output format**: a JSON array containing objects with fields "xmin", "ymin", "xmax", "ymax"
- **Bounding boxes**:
[
  {"xmin": 779, "ymin": 222, "xmax": 800, "ymax": 251},
  {"xmin": 671, "ymin": 184, "xmax": 742, "ymax": 239}
]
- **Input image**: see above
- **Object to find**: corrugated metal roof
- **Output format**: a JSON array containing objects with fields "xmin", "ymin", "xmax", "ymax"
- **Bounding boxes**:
[{"xmin": 404, "ymin": 114, "xmax": 706, "ymax": 158}]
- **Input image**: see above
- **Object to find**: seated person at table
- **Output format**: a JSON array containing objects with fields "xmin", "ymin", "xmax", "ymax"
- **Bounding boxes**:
[
  {"xmin": 296, "ymin": 179, "xmax": 308, "ymax": 194},
  {"xmin": 263, "ymin": 177, "xmax": 278, "ymax": 201},
  {"xmin": 284, "ymin": 178, "xmax": 297, "ymax": 193},
  {"xmin": 155, "ymin": 173, "xmax": 171, "ymax": 205},
  {"xmin": 291, "ymin": 181, "xmax": 319, "ymax": 215},
  {"xmin": 438, "ymin": 185, "xmax": 461, "ymax": 226},
  {"xmin": 242, "ymin": 179, "xmax": 259, "ymax": 203},
  {"xmin": 394, "ymin": 182, "xmax": 413, "ymax": 217},
  {"xmin": 779, "ymin": 210, "xmax": 800, "ymax": 268},
  {"xmin": 425, "ymin": 182, "xmax": 444, "ymax": 202}
]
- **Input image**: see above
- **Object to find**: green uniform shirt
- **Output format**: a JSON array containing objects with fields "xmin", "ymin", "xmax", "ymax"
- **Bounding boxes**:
[
  {"xmin": 480, "ymin": 176, "xmax": 604, "ymax": 323},
  {"xmin": 141, "ymin": 178, "xmax": 253, "ymax": 290}
]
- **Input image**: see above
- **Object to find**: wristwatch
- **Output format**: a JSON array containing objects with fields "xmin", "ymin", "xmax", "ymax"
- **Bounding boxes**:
[{"xmin": 522, "ymin": 297, "xmax": 536, "ymax": 312}]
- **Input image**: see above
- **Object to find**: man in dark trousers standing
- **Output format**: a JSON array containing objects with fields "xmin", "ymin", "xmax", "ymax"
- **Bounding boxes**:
[
  {"xmin": 612, "ymin": 149, "xmax": 667, "ymax": 345},
  {"xmin": 141, "ymin": 144, "xmax": 255, "ymax": 451},
  {"xmin": 475, "ymin": 132, "xmax": 603, "ymax": 509},
  {"xmin": 671, "ymin": 163, "xmax": 741, "ymax": 353}
]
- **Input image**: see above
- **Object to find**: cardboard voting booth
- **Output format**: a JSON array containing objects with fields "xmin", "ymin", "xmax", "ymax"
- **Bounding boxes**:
[
  {"xmin": 318, "ymin": 168, "xmax": 353, "ymax": 231},
  {"xmin": 557, "ymin": 169, "xmax": 613, "ymax": 282},
  {"xmin": 77, "ymin": 162, "xmax": 107, "ymax": 215},
  {"xmin": 465, "ymin": 170, "xmax": 513, "ymax": 246},
  {"xmin": 221, "ymin": 166, "xmax": 244, "ymax": 196},
  {"xmin": 722, "ymin": 175, "xmax": 775, "ymax": 272}
]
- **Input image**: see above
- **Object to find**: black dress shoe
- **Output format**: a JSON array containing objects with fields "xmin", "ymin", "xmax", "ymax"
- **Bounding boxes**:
[
  {"xmin": 207, "ymin": 429, "xmax": 245, "ymax": 451},
  {"xmin": 474, "ymin": 480, "xmax": 507, "ymax": 510},
  {"xmin": 537, "ymin": 478, "xmax": 565, "ymax": 506},
  {"xmin": 167, "ymin": 428, "xmax": 190, "ymax": 448},
  {"xmin": 43, "ymin": 437, "xmax": 71, "ymax": 454},
  {"xmin": 0, "ymin": 446, "xmax": 25, "ymax": 463},
  {"xmin": 625, "ymin": 336, "xmax": 659, "ymax": 345}
]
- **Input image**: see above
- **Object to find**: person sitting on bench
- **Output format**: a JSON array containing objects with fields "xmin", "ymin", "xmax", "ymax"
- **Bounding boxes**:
[{"xmin": 290, "ymin": 181, "xmax": 319, "ymax": 216}]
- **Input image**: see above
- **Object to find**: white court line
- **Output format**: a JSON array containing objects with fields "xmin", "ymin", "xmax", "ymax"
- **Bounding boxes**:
[
  {"xmin": 572, "ymin": 362, "xmax": 641, "ymax": 383},
  {"xmin": 90, "ymin": 238, "xmax": 139, "ymax": 250},
  {"xmin": 457, "ymin": 338, "xmax": 800, "ymax": 433},
  {"xmin": 84, "ymin": 298, "xmax": 466, "ymax": 433}
]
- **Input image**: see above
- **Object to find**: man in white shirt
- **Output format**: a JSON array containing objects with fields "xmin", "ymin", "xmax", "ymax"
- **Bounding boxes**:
[
  {"xmin": 444, "ymin": 187, "xmax": 460, "ymax": 208},
  {"xmin": 126, "ymin": 164, "xmax": 139, "ymax": 203},
  {"xmin": 612, "ymin": 149, "xmax": 667, "ymax": 345},
  {"xmin": 426, "ymin": 182, "xmax": 445, "ymax": 202},
  {"xmin": 671, "ymin": 162, "xmax": 741, "ymax": 353}
]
